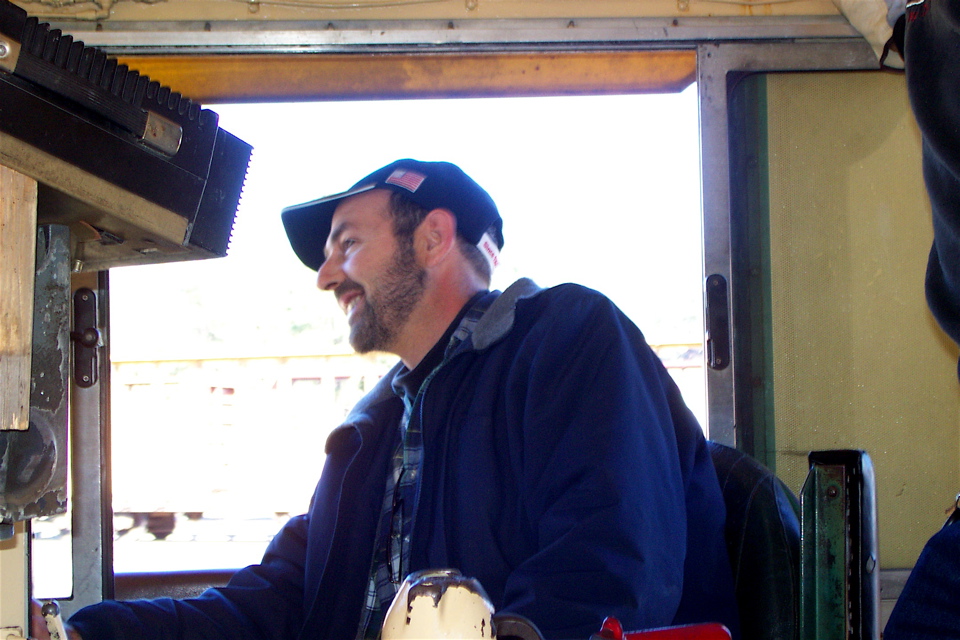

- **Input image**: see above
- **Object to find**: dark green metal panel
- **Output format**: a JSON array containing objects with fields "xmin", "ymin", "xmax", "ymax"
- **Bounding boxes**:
[
  {"xmin": 800, "ymin": 450, "xmax": 880, "ymax": 640},
  {"xmin": 727, "ymin": 72, "xmax": 776, "ymax": 467},
  {"xmin": 800, "ymin": 461, "xmax": 849, "ymax": 640}
]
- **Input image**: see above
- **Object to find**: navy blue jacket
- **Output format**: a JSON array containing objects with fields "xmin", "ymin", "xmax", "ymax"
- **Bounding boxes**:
[{"xmin": 70, "ymin": 280, "xmax": 738, "ymax": 640}]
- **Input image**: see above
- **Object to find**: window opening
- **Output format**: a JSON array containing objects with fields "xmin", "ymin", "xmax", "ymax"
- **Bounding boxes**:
[{"xmin": 32, "ymin": 86, "xmax": 704, "ymax": 584}]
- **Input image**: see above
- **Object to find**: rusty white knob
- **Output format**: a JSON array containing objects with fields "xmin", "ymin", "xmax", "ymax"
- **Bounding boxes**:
[{"xmin": 381, "ymin": 569, "xmax": 496, "ymax": 640}]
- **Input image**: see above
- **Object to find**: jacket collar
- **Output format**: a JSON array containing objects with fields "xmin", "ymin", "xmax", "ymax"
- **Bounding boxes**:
[{"xmin": 471, "ymin": 277, "xmax": 542, "ymax": 350}]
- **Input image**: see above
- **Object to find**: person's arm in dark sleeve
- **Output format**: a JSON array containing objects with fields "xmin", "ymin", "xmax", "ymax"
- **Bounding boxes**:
[
  {"xmin": 882, "ymin": 5, "xmax": 960, "ymax": 638},
  {"xmin": 884, "ymin": 516, "xmax": 960, "ymax": 639},
  {"xmin": 499, "ymin": 293, "xmax": 689, "ymax": 638},
  {"xmin": 66, "ymin": 513, "xmax": 310, "ymax": 640},
  {"xmin": 905, "ymin": 0, "xmax": 960, "ymax": 347}
]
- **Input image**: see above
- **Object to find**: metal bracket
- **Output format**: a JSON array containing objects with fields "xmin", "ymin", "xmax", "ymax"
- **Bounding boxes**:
[
  {"xmin": 71, "ymin": 288, "xmax": 100, "ymax": 389},
  {"xmin": 705, "ymin": 273, "xmax": 730, "ymax": 370},
  {"xmin": 142, "ymin": 111, "xmax": 183, "ymax": 156},
  {"xmin": 0, "ymin": 35, "xmax": 19, "ymax": 74},
  {"xmin": 1, "ymin": 626, "xmax": 26, "ymax": 640}
]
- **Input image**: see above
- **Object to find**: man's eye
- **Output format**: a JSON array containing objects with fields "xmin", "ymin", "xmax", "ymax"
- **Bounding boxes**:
[{"xmin": 341, "ymin": 238, "xmax": 356, "ymax": 251}]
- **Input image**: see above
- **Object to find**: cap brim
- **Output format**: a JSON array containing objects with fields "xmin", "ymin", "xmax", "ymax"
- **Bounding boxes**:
[{"xmin": 281, "ymin": 183, "xmax": 377, "ymax": 270}]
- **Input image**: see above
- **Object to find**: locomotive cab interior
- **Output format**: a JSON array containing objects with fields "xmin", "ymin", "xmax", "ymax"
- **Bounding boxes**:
[{"xmin": 1, "ymin": 1, "xmax": 957, "ymax": 638}]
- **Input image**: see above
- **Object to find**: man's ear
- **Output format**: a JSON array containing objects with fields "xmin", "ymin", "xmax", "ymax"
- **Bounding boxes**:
[{"xmin": 416, "ymin": 208, "xmax": 458, "ymax": 267}]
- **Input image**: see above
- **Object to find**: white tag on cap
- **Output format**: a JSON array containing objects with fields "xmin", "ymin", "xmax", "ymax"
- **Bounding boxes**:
[{"xmin": 478, "ymin": 231, "xmax": 500, "ymax": 273}]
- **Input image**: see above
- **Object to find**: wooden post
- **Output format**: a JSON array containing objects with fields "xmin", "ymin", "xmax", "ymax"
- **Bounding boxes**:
[
  {"xmin": 0, "ymin": 164, "xmax": 37, "ymax": 432},
  {"xmin": 0, "ymin": 522, "xmax": 28, "ymax": 637}
]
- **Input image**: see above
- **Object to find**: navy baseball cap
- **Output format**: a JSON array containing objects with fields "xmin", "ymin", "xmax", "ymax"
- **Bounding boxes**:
[{"xmin": 281, "ymin": 159, "xmax": 504, "ymax": 272}]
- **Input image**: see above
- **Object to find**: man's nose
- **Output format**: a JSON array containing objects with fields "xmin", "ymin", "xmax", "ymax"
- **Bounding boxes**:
[{"xmin": 316, "ymin": 256, "xmax": 342, "ymax": 291}]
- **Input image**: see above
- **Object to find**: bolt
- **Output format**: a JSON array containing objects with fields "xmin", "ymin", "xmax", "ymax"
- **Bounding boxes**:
[
  {"xmin": 0, "ymin": 41, "xmax": 9, "ymax": 58},
  {"xmin": 826, "ymin": 485, "xmax": 839, "ymax": 498}
]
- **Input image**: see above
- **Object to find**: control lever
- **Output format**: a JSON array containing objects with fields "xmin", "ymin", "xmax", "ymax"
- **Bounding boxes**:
[{"xmin": 41, "ymin": 602, "xmax": 67, "ymax": 640}]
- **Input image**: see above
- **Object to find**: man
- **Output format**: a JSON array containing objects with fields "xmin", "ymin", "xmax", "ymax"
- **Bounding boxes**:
[{"xmin": 45, "ymin": 159, "xmax": 739, "ymax": 640}]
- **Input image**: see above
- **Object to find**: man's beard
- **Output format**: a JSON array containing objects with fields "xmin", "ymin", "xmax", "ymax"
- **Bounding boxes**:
[{"xmin": 347, "ymin": 243, "xmax": 426, "ymax": 354}]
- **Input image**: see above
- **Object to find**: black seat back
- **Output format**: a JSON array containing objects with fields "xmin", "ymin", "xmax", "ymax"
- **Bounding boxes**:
[{"xmin": 707, "ymin": 441, "xmax": 801, "ymax": 640}]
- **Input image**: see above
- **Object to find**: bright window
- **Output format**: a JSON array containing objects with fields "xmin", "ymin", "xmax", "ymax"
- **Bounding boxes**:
[{"xmin": 33, "ymin": 86, "xmax": 704, "ymax": 588}]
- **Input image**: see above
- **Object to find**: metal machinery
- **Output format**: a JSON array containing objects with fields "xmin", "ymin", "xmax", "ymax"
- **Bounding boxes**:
[{"xmin": 0, "ymin": 0, "xmax": 251, "ymax": 633}]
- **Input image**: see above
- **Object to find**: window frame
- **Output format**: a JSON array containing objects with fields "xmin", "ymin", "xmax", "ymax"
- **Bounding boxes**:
[{"xmin": 45, "ymin": 19, "xmax": 879, "ymax": 613}]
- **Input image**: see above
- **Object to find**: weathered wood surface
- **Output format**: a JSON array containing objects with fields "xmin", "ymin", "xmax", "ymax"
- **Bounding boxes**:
[{"xmin": 0, "ymin": 165, "xmax": 37, "ymax": 431}]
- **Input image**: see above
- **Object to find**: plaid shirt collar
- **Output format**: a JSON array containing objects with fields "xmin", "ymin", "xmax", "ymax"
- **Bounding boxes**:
[{"xmin": 357, "ymin": 290, "xmax": 494, "ymax": 640}]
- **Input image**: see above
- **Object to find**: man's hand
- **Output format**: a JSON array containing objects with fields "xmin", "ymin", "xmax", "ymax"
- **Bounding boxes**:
[{"xmin": 29, "ymin": 600, "xmax": 82, "ymax": 640}]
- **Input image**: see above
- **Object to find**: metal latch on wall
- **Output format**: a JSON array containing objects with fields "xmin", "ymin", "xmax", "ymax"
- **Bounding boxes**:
[
  {"xmin": 71, "ymin": 288, "xmax": 100, "ymax": 388},
  {"xmin": 705, "ymin": 274, "xmax": 731, "ymax": 370}
]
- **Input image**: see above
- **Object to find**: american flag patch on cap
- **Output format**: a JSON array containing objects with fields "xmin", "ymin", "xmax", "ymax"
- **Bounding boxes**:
[{"xmin": 385, "ymin": 169, "xmax": 427, "ymax": 193}]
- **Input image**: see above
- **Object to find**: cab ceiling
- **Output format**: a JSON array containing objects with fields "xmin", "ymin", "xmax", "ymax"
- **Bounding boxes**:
[
  {"xmin": 17, "ymin": 0, "xmax": 842, "ymax": 24},
  {"xmin": 9, "ymin": 0, "xmax": 863, "ymax": 106}
]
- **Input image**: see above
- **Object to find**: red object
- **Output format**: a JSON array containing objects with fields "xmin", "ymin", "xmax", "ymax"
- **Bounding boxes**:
[{"xmin": 594, "ymin": 617, "xmax": 732, "ymax": 640}]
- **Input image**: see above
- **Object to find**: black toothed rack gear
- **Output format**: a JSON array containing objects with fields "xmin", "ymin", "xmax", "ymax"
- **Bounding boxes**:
[{"xmin": 0, "ymin": 0, "xmax": 252, "ymax": 270}]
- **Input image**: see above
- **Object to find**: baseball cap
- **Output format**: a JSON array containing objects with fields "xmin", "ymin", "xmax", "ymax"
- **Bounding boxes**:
[{"xmin": 281, "ymin": 159, "xmax": 504, "ymax": 272}]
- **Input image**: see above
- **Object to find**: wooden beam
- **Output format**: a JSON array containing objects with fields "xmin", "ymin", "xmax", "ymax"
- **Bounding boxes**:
[
  {"xmin": 0, "ymin": 165, "xmax": 37, "ymax": 432},
  {"xmin": 118, "ymin": 50, "xmax": 697, "ymax": 104}
]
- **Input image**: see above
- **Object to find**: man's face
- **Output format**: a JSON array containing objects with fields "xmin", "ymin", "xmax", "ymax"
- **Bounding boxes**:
[{"xmin": 318, "ymin": 190, "xmax": 426, "ymax": 354}]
